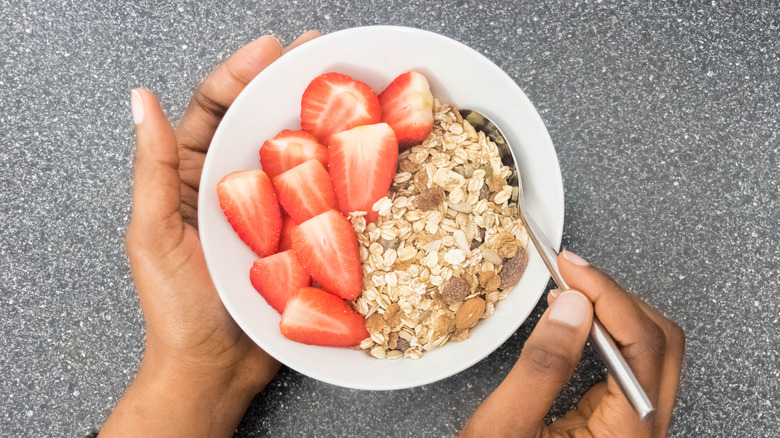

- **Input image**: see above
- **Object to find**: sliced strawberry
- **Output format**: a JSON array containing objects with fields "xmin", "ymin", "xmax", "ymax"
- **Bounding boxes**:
[
  {"xmin": 217, "ymin": 170, "xmax": 281, "ymax": 257},
  {"xmin": 259, "ymin": 129, "xmax": 328, "ymax": 179},
  {"xmin": 280, "ymin": 287, "xmax": 368, "ymax": 347},
  {"xmin": 378, "ymin": 71, "xmax": 434, "ymax": 150},
  {"xmin": 272, "ymin": 160, "xmax": 339, "ymax": 224},
  {"xmin": 278, "ymin": 214, "xmax": 296, "ymax": 252},
  {"xmin": 328, "ymin": 123, "xmax": 398, "ymax": 223},
  {"xmin": 300, "ymin": 72, "xmax": 381, "ymax": 144},
  {"xmin": 291, "ymin": 210, "xmax": 362, "ymax": 300},
  {"xmin": 250, "ymin": 251, "xmax": 311, "ymax": 313}
]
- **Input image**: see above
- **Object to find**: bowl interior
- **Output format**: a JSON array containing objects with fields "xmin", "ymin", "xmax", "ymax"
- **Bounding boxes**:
[{"xmin": 199, "ymin": 26, "xmax": 564, "ymax": 390}]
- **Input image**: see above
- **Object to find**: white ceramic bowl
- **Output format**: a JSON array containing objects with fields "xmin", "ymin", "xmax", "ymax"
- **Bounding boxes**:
[{"xmin": 199, "ymin": 26, "xmax": 563, "ymax": 390}]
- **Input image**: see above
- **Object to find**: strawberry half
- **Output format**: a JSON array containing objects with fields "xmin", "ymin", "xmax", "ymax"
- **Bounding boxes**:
[
  {"xmin": 259, "ymin": 129, "xmax": 328, "ymax": 179},
  {"xmin": 300, "ymin": 72, "xmax": 381, "ymax": 144},
  {"xmin": 328, "ymin": 123, "xmax": 398, "ymax": 223},
  {"xmin": 280, "ymin": 287, "xmax": 369, "ymax": 347},
  {"xmin": 217, "ymin": 170, "xmax": 281, "ymax": 257},
  {"xmin": 378, "ymin": 71, "xmax": 434, "ymax": 150},
  {"xmin": 272, "ymin": 160, "xmax": 339, "ymax": 224},
  {"xmin": 250, "ymin": 251, "xmax": 311, "ymax": 313},
  {"xmin": 277, "ymin": 214, "xmax": 296, "ymax": 252},
  {"xmin": 291, "ymin": 210, "xmax": 362, "ymax": 300}
]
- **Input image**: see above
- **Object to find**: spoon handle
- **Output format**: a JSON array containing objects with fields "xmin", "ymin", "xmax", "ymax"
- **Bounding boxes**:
[{"xmin": 519, "ymin": 211, "xmax": 655, "ymax": 420}]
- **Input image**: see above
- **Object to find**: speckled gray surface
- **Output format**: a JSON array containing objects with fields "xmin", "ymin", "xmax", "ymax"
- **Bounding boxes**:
[{"xmin": 1, "ymin": 1, "xmax": 778, "ymax": 436}]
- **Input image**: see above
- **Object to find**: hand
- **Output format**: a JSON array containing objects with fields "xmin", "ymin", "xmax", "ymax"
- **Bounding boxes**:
[
  {"xmin": 461, "ymin": 251, "xmax": 685, "ymax": 437},
  {"xmin": 101, "ymin": 31, "xmax": 321, "ymax": 437}
]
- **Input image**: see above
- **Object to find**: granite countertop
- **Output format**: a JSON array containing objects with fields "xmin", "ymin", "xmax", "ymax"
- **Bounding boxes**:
[{"xmin": 1, "ymin": 1, "xmax": 778, "ymax": 436}]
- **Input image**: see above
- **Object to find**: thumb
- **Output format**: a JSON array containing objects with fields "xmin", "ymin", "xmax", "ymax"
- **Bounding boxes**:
[
  {"xmin": 462, "ymin": 291, "xmax": 593, "ymax": 437},
  {"xmin": 128, "ymin": 89, "xmax": 183, "ymax": 245}
]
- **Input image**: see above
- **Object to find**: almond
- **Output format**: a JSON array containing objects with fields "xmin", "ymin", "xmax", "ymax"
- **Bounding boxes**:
[{"xmin": 455, "ymin": 297, "xmax": 486, "ymax": 329}]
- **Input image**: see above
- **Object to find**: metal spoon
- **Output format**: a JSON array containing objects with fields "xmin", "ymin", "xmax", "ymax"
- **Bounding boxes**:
[{"xmin": 459, "ymin": 108, "xmax": 654, "ymax": 420}]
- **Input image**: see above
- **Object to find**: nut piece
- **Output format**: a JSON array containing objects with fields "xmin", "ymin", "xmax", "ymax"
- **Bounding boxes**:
[
  {"xmin": 455, "ymin": 297, "xmax": 486, "ymax": 329},
  {"xmin": 499, "ymin": 246, "xmax": 529, "ymax": 289},
  {"xmin": 442, "ymin": 276, "xmax": 470, "ymax": 305},
  {"xmin": 384, "ymin": 303, "xmax": 403, "ymax": 328},
  {"xmin": 414, "ymin": 187, "xmax": 445, "ymax": 211},
  {"xmin": 487, "ymin": 175, "xmax": 506, "ymax": 192},
  {"xmin": 365, "ymin": 313, "xmax": 386, "ymax": 333},
  {"xmin": 479, "ymin": 270, "xmax": 501, "ymax": 291}
]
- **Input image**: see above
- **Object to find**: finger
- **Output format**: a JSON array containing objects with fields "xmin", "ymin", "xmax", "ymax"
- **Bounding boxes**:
[
  {"xmin": 128, "ymin": 89, "xmax": 183, "ymax": 242},
  {"xmin": 283, "ymin": 30, "xmax": 322, "ymax": 54},
  {"xmin": 461, "ymin": 291, "xmax": 593, "ymax": 437},
  {"xmin": 176, "ymin": 35, "xmax": 283, "ymax": 156},
  {"xmin": 557, "ymin": 250, "xmax": 667, "ymax": 405},
  {"xmin": 632, "ymin": 296, "xmax": 686, "ymax": 436},
  {"xmin": 176, "ymin": 35, "xmax": 283, "ymax": 226}
]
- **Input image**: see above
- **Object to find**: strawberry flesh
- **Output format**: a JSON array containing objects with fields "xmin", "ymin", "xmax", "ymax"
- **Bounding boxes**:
[
  {"xmin": 272, "ymin": 160, "xmax": 339, "ymax": 224},
  {"xmin": 250, "ymin": 251, "xmax": 311, "ymax": 313},
  {"xmin": 291, "ymin": 210, "xmax": 362, "ymax": 300},
  {"xmin": 277, "ymin": 214, "xmax": 296, "ymax": 252},
  {"xmin": 300, "ymin": 72, "xmax": 381, "ymax": 145},
  {"xmin": 280, "ymin": 287, "xmax": 369, "ymax": 347},
  {"xmin": 378, "ymin": 71, "xmax": 434, "ymax": 150},
  {"xmin": 217, "ymin": 170, "xmax": 281, "ymax": 257},
  {"xmin": 328, "ymin": 123, "xmax": 398, "ymax": 223},
  {"xmin": 260, "ymin": 129, "xmax": 328, "ymax": 179}
]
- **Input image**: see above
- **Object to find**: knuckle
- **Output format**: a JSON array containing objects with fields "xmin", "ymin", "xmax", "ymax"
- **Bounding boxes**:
[
  {"xmin": 522, "ymin": 343, "xmax": 577, "ymax": 376},
  {"xmin": 634, "ymin": 323, "xmax": 667, "ymax": 364}
]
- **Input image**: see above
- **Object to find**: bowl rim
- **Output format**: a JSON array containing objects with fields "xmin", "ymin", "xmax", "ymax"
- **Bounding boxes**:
[{"xmin": 198, "ymin": 25, "xmax": 564, "ymax": 390}]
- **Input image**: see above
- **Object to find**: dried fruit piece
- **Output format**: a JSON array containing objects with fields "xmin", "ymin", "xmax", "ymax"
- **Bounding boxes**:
[
  {"xmin": 414, "ymin": 187, "xmax": 444, "ymax": 211},
  {"xmin": 455, "ymin": 297, "xmax": 486, "ymax": 329},
  {"xmin": 479, "ymin": 183, "xmax": 490, "ymax": 200},
  {"xmin": 395, "ymin": 337, "xmax": 411, "ymax": 352},
  {"xmin": 499, "ymin": 246, "xmax": 529, "ymax": 289},
  {"xmin": 441, "ymin": 276, "xmax": 470, "ymax": 305},
  {"xmin": 379, "ymin": 237, "xmax": 399, "ymax": 251}
]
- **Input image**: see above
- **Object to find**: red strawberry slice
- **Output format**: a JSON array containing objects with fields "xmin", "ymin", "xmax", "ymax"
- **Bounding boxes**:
[
  {"xmin": 280, "ymin": 287, "xmax": 369, "ymax": 347},
  {"xmin": 277, "ymin": 214, "xmax": 296, "ymax": 252},
  {"xmin": 378, "ymin": 71, "xmax": 434, "ymax": 150},
  {"xmin": 328, "ymin": 123, "xmax": 398, "ymax": 223},
  {"xmin": 259, "ymin": 129, "xmax": 328, "ymax": 179},
  {"xmin": 250, "ymin": 251, "xmax": 311, "ymax": 313},
  {"xmin": 217, "ymin": 170, "xmax": 281, "ymax": 257},
  {"xmin": 291, "ymin": 210, "xmax": 362, "ymax": 300},
  {"xmin": 272, "ymin": 160, "xmax": 339, "ymax": 224},
  {"xmin": 300, "ymin": 72, "xmax": 381, "ymax": 144}
]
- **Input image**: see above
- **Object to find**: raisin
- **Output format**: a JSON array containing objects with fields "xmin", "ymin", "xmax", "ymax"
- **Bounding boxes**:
[
  {"xmin": 413, "ymin": 187, "xmax": 445, "ymax": 211},
  {"xmin": 499, "ymin": 246, "xmax": 528, "ymax": 289},
  {"xmin": 479, "ymin": 184, "xmax": 490, "ymax": 200},
  {"xmin": 395, "ymin": 337, "xmax": 411, "ymax": 352},
  {"xmin": 379, "ymin": 237, "xmax": 399, "ymax": 251}
]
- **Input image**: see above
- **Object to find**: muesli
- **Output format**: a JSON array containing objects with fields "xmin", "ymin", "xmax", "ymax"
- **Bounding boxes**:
[{"xmin": 349, "ymin": 100, "xmax": 530, "ymax": 359}]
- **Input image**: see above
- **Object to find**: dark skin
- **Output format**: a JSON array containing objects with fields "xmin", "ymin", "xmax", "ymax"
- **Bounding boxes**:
[{"xmin": 103, "ymin": 31, "xmax": 684, "ymax": 438}]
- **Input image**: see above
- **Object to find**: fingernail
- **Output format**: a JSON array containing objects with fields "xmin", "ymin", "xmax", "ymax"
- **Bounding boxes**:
[
  {"xmin": 562, "ymin": 250, "xmax": 589, "ymax": 266},
  {"xmin": 548, "ymin": 291, "xmax": 589, "ymax": 327},
  {"xmin": 131, "ymin": 89, "xmax": 144, "ymax": 125},
  {"xmin": 549, "ymin": 288, "xmax": 562, "ymax": 298}
]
